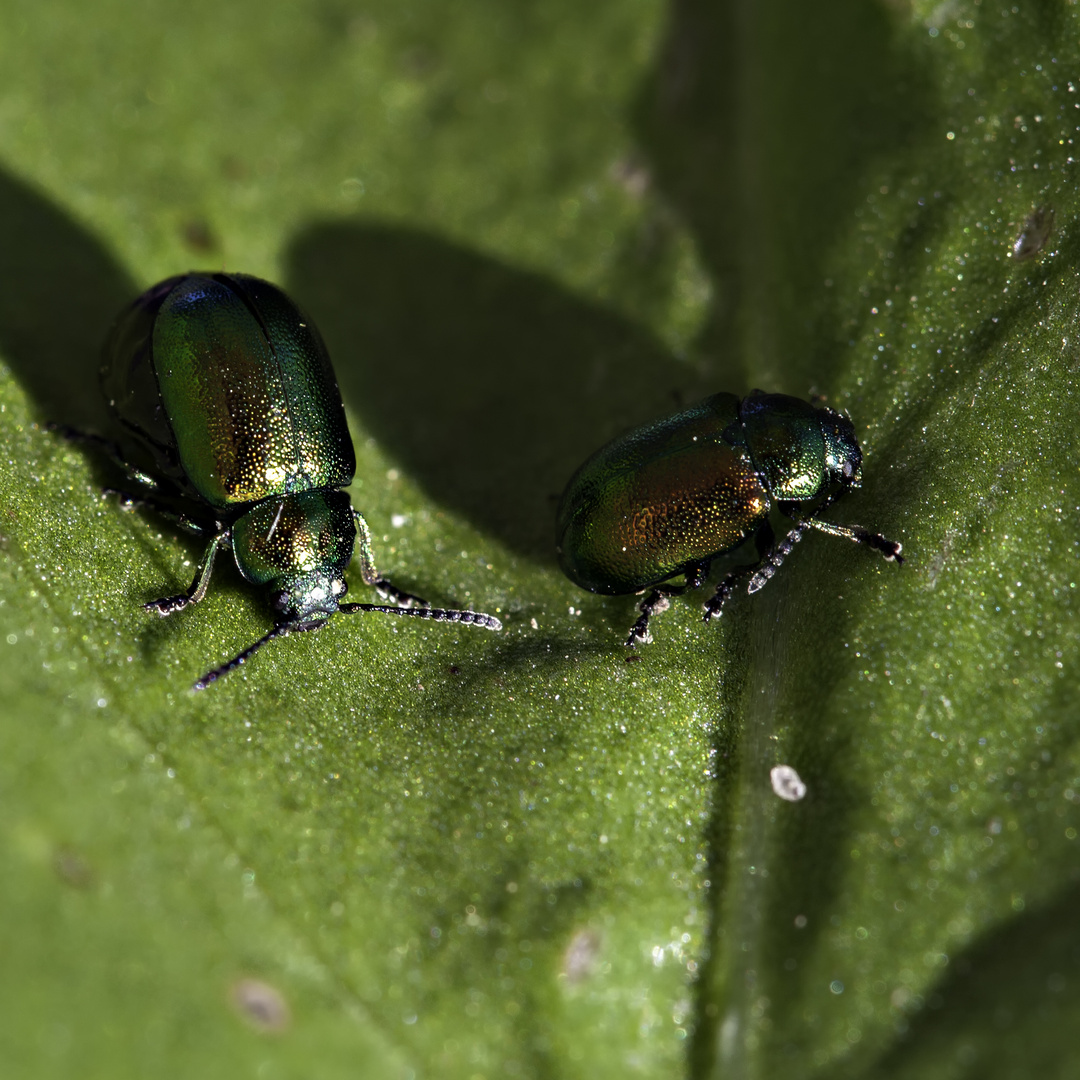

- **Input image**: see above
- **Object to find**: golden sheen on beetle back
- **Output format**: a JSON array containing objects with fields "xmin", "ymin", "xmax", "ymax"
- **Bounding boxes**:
[{"xmin": 556, "ymin": 390, "xmax": 901, "ymax": 646}]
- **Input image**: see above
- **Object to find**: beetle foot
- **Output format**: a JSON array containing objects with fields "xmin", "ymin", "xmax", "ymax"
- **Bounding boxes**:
[
  {"xmin": 702, "ymin": 592, "xmax": 729, "ymax": 621},
  {"xmin": 626, "ymin": 591, "xmax": 671, "ymax": 645},
  {"xmin": 836, "ymin": 525, "xmax": 904, "ymax": 564},
  {"xmin": 144, "ymin": 595, "xmax": 191, "ymax": 617},
  {"xmin": 800, "ymin": 517, "xmax": 904, "ymax": 566},
  {"xmin": 103, "ymin": 487, "xmax": 143, "ymax": 509},
  {"xmin": 877, "ymin": 537, "xmax": 904, "ymax": 563}
]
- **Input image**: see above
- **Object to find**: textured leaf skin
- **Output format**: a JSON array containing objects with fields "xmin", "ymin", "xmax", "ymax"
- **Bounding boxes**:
[{"xmin": 1, "ymin": 2, "xmax": 1079, "ymax": 1079}]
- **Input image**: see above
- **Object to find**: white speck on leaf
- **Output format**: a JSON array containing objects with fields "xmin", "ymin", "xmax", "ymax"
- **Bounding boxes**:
[{"xmin": 770, "ymin": 764, "xmax": 807, "ymax": 801}]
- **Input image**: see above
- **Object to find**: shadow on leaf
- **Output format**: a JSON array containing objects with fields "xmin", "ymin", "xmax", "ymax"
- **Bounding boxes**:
[
  {"xmin": 285, "ymin": 221, "xmax": 719, "ymax": 562},
  {"xmin": 833, "ymin": 880, "xmax": 1080, "ymax": 1079},
  {"xmin": 0, "ymin": 167, "xmax": 133, "ymax": 429},
  {"xmin": 634, "ymin": 0, "xmax": 934, "ymax": 391}
]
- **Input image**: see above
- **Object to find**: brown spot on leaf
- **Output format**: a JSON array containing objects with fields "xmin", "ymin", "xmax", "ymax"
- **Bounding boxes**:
[
  {"xmin": 54, "ymin": 847, "xmax": 93, "ymax": 888},
  {"xmin": 181, "ymin": 219, "xmax": 219, "ymax": 254}
]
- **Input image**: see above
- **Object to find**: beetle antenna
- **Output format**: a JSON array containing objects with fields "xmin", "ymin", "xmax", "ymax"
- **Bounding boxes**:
[
  {"xmin": 192, "ymin": 606, "xmax": 501, "ymax": 691},
  {"xmin": 339, "ymin": 602, "xmax": 502, "ymax": 631},
  {"xmin": 193, "ymin": 622, "xmax": 294, "ymax": 691},
  {"xmin": 747, "ymin": 523, "xmax": 808, "ymax": 594}
]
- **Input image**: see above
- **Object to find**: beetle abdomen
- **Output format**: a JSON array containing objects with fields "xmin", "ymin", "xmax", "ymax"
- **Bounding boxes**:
[
  {"xmin": 151, "ymin": 275, "xmax": 354, "ymax": 509},
  {"xmin": 556, "ymin": 394, "xmax": 768, "ymax": 593}
]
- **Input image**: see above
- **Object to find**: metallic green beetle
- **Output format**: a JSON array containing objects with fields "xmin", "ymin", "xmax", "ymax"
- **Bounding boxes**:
[
  {"xmin": 556, "ymin": 390, "xmax": 902, "ymax": 644},
  {"xmin": 77, "ymin": 272, "xmax": 500, "ymax": 688}
]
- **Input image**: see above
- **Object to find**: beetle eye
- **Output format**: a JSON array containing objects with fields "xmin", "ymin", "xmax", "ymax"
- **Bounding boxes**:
[
  {"xmin": 333, "ymin": 579, "xmax": 347, "ymax": 597},
  {"xmin": 842, "ymin": 461, "xmax": 854, "ymax": 479},
  {"xmin": 272, "ymin": 591, "xmax": 290, "ymax": 611}
]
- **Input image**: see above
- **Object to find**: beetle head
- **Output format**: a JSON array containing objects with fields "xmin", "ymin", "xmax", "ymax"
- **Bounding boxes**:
[
  {"xmin": 271, "ymin": 571, "xmax": 349, "ymax": 630},
  {"xmin": 820, "ymin": 408, "xmax": 863, "ymax": 487},
  {"xmin": 232, "ymin": 490, "xmax": 356, "ymax": 628}
]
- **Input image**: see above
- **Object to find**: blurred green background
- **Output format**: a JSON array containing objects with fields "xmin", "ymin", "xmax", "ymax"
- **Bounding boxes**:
[{"xmin": 1, "ymin": 1, "xmax": 1079, "ymax": 1077}]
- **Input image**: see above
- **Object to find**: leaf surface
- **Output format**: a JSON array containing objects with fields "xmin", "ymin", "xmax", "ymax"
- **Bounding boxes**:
[{"xmin": 0, "ymin": 2, "xmax": 1078, "ymax": 1078}]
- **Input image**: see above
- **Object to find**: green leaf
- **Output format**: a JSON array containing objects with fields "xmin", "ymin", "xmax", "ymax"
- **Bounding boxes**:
[{"xmin": 1, "ymin": 1, "xmax": 1078, "ymax": 1078}]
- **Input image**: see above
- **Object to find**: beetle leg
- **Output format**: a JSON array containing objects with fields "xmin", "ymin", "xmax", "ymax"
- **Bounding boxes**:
[
  {"xmin": 704, "ymin": 565, "xmax": 756, "ymax": 617},
  {"xmin": 776, "ymin": 492, "xmax": 903, "ymax": 566},
  {"xmin": 800, "ymin": 517, "xmax": 904, "ymax": 564},
  {"xmin": 47, "ymin": 421, "xmax": 124, "ymax": 460},
  {"xmin": 104, "ymin": 486, "xmax": 159, "ymax": 509},
  {"xmin": 48, "ymin": 422, "xmax": 163, "ymax": 492},
  {"xmin": 702, "ymin": 522, "xmax": 780, "ymax": 616},
  {"xmin": 50, "ymin": 422, "xmax": 213, "ymax": 536},
  {"xmin": 145, "ymin": 530, "xmax": 230, "ymax": 616},
  {"xmin": 626, "ymin": 561, "xmax": 709, "ymax": 646},
  {"xmin": 101, "ymin": 487, "xmax": 212, "ymax": 537},
  {"xmin": 352, "ymin": 509, "xmax": 432, "ymax": 608},
  {"xmin": 625, "ymin": 592, "xmax": 668, "ymax": 646}
]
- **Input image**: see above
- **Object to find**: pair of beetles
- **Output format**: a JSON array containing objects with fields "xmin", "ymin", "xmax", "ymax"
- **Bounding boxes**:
[{"xmin": 60, "ymin": 273, "xmax": 903, "ymax": 690}]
